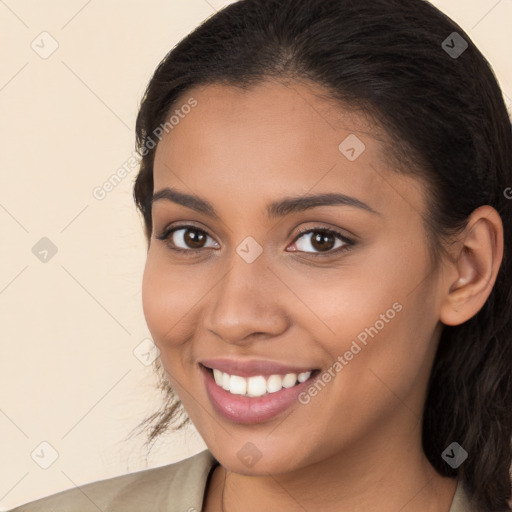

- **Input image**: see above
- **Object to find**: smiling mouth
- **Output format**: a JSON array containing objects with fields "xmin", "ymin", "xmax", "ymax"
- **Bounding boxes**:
[{"xmin": 200, "ymin": 364, "xmax": 320, "ymax": 397}]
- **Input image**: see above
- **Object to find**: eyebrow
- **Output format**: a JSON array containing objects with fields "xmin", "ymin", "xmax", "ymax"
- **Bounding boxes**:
[{"xmin": 151, "ymin": 187, "xmax": 380, "ymax": 219}]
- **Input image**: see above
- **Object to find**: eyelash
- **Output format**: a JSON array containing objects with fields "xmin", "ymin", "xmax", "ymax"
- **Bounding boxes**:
[{"xmin": 155, "ymin": 223, "xmax": 355, "ymax": 258}]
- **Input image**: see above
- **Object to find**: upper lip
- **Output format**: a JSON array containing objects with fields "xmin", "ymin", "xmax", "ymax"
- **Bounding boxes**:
[{"xmin": 200, "ymin": 358, "xmax": 318, "ymax": 377}]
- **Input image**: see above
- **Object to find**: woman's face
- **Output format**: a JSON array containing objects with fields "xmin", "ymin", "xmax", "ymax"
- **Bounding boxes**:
[{"xmin": 142, "ymin": 80, "xmax": 447, "ymax": 476}]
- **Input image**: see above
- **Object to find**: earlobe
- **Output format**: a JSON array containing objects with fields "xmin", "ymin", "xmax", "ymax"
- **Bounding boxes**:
[{"xmin": 439, "ymin": 205, "xmax": 504, "ymax": 327}]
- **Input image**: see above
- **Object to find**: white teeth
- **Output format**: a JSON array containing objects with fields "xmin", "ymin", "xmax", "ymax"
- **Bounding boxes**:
[
  {"xmin": 266, "ymin": 374, "xmax": 283, "ymax": 393},
  {"xmin": 213, "ymin": 369, "xmax": 223, "ymax": 386},
  {"xmin": 247, "ymin": 376, "xmax": 267, "ymax": 397},
  {"xmin": 222, "ymin": 372, "xmax": 230, "ymax": 390},
  {"xmin": 282, "ymin": 373, "xmax": 297, "ymax": 388},
  {"xmin": 209, "ymin": 368, "xmax": 314, "ymax": 396},
  {"xmin": 298, "ymin": 371, "xmax": 311, "ymax": 383},
  {"xmin": 229, "ymin": 375, "xmax": 247, "ymax": 395}
]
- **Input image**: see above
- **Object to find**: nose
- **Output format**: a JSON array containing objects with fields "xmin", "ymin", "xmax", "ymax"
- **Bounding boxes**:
[{"xmin": 202, "ymin": 246, "xmax": 289, "ymax": 345}]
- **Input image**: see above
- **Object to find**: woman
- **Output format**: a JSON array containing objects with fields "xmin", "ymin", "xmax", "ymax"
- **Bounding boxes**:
[{"xmin": 9, "ymin": 0, "xmax": 511, "ymax": 510}]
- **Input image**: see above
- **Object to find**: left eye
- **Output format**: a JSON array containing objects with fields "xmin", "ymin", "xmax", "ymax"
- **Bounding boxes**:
[{"xmin": 289, "ymin": 228, "xmax": 352, "ymax": 255}]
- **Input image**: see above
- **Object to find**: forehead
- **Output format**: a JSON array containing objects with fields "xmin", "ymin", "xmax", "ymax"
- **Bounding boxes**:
[{"xmin": 152, "ymin": 80, "xmax": 426, "ymax": 219}]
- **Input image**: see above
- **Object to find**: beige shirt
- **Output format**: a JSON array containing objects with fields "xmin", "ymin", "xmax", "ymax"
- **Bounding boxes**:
[{"xmin": 8, "ymin": 449, "xmax": 480, "ymax": 511}]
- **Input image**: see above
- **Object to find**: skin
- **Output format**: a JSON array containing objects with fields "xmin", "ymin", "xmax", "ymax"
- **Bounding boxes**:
[{"xmin": 141, "ymin": 79, "xmax": 503, "ymax": 512}]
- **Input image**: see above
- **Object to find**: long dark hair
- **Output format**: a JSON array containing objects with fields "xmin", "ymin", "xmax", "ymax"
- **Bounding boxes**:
[{"xmin": 129, "ymin": 1, "xmax": 512, "ymax": 510}]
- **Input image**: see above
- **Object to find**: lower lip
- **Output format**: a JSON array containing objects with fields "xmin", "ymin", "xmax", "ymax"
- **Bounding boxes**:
[{"xmin": 200, "ymin": 364, "xmax": 318, "ymax": 424}]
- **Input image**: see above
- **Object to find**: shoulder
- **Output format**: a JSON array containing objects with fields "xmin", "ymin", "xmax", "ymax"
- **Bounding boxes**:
[
  {"xmin": 449, "ymin": 479, "xmax": 489, "ymax": 512},
  {"xmin": 7, "ymin": 449, "xmax": 218, "ymax": 512}
]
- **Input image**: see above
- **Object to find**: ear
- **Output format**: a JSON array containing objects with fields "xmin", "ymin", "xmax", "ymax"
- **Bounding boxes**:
[{"xmin": 439, "ymin": 205, "xmax": 504, "ymax": 326}]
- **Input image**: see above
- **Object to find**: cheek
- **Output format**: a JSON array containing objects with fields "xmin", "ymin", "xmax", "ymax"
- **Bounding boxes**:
[
  {"xmin": 302, "ymin": 240, "xmax": 435, "ymax": 399},
  {"xmin": 281, "ymin": 256, "xmax": 402, "ymax": 344},
  {"xmin": 327, "ymin": 289, "xmax": 438, "ymax": 426},
  {"xmin": 141, "ymin": 254, "xmax": 201, "ymax": 349}
]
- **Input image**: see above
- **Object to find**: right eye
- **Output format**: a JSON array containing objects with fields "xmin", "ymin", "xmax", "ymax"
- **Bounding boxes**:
[{"xmin": 155, "ymin": 224, "xmax": 220, "ymax": 255}]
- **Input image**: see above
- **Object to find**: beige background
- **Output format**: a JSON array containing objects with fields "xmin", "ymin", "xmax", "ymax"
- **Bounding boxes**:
[{"xmin": 0, "ymin": 0, "xmax": 510, "ymax": 509}]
